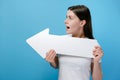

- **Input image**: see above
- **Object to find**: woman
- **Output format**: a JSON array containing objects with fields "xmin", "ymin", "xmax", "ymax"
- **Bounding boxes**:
[{"xmin": 45, "ymin": 5, "xmax": 103, "ymax": 80}]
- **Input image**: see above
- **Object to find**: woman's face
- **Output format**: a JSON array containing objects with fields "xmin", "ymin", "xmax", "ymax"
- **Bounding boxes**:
[{"xmin": 64, "ymin": 10, "xmax": 84, "ymax": 37}]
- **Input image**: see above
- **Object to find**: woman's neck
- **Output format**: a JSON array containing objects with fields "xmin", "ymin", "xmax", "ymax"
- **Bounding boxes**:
[{"xmin": 72, "ymin": 33, "xmax": 85, "ymax": 38}]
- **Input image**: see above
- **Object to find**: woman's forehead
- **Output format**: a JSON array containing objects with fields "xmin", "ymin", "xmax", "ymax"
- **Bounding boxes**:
[{"xmin": 66, "ymin": 10, "xmax": 75, "ymax": 16}]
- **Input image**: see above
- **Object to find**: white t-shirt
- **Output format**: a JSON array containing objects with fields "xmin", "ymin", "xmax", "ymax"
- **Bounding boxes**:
[
  {"xmin": 58, "ymin": 55, "xmax": 92, "ymax": 80},
  {"xmin": 57, "ymin": 35, "xmax": 92, "ymax": 80}
]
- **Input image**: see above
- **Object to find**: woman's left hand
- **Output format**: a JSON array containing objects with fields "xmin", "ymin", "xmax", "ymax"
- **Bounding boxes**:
[{"xmin": 93, "ymin": 46, "xmax": 104, "ymax": 62}]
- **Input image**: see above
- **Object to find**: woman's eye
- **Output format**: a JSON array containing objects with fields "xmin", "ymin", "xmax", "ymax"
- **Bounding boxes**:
[
  {"xmin": 66, "ymin": 16, "xmax": 73, "ymax": 20},
  {"xmin": 69, "ymin": 16, "xmax": 72, "ymax": 19}
]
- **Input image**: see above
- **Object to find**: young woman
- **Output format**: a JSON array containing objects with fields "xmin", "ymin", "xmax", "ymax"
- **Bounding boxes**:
[{"xmin": 45, "ymin": 5, "xmax": 103, "ymax": 80}]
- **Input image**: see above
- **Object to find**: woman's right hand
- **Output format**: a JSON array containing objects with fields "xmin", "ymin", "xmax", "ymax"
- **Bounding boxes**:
[
  {"xmin": 45, "ymin": 49, "xmax": 57, "ymax": 63},
  {"xmin": 45, "ymin": 49, "xmax": 58, "ymax": 68}
]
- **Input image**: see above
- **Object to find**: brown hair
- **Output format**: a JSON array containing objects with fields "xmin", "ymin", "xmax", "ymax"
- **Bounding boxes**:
[{"xmin": 68, "ymin": 5, "xmax": 94, "ymax": 39}]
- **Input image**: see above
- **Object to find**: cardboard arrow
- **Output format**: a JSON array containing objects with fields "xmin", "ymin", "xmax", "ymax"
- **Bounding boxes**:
[{"xmin": 26, "ymin": 28, "xmax": 99, "ymax": 58}]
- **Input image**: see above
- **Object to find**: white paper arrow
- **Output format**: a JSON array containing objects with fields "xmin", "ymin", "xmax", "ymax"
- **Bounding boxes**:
[{"xmin": 26, "ymin": 28, "xmax": 99, "ymax": 58}]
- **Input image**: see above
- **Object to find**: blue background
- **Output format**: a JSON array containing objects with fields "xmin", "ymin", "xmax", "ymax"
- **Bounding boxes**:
[{"xmin": 0, "ymin": 0, "xmax": 120, "ymax": 80}]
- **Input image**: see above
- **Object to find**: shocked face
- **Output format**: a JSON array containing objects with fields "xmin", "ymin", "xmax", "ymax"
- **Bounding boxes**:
[{"xmin": 64, "ymin": 10, "xmax": 84, "ymax": 37}]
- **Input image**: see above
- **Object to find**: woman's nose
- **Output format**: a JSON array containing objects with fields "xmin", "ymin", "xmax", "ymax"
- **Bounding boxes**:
[{"xmin": 64, "ymin": 19, "xmax": 68, "ymax": 24}]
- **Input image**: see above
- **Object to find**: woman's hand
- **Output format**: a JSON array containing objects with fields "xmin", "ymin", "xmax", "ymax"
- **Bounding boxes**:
[
  {"xmin": 93, "ymin": 46, "xmax": 104, "ymax": 62},
  {"xmin": 45, "ymin": 49, "xmax": 58, "ymax": 68},
  {"xmin": 45, "ymin": 49, "xmax": 57, "ymax": 63}
]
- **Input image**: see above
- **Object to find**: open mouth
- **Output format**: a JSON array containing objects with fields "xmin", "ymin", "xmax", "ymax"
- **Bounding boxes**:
[{"xmin": 66, "ymin": 26, "xmax": 70, "ymax": 29}]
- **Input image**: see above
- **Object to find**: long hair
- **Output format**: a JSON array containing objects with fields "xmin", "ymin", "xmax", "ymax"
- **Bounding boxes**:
[{"xmin": 68, "ymin": 5, "xmax": 94, "ymax": 39}]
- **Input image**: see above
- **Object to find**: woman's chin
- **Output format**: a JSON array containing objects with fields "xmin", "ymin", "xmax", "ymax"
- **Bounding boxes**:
[{"xmin": 66, "ymin": 31, "xmax": 72, "ymax": 34}]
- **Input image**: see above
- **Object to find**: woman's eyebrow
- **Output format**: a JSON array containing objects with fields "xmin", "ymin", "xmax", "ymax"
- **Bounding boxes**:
[{"xmin": 66, "ymin": 15, "xmax": 73, "ymax": 18}]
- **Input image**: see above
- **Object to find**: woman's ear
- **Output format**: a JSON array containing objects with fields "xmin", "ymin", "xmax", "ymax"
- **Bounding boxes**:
[{"xmin": 80, "ymin": 20, "xmax": 86, "ymax": 27}]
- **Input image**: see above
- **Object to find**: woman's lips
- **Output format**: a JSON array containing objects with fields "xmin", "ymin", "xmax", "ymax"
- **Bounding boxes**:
[{"xmin": 66, "ymin": 26, "xmax": 70, "ymax": 29}]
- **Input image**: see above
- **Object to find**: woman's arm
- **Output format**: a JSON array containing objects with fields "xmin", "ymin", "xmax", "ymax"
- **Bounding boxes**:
[
  {"xmin": 91, "ymin": 62, "xmax": 102, "ymax": 80},
  {"xmin": 45, "ymin": 49, "xmax": 59, "ymax": 68},
  {"xmin": 91, "ymin": 46, "xmax": 103, "ymax": 80}
]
